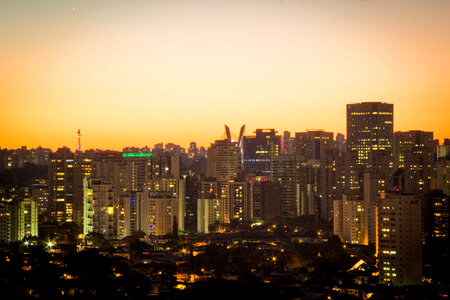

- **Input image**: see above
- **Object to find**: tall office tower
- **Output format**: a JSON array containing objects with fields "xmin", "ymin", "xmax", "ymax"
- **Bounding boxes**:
[
  {"xmin": 335, "ymin": 133, "xmax": 346, "ymax": 153},
  {"xmin": 141, "ymin": 192, "xmax": 179, "ymax": 237},
  {"xmin": 347, "ymin": 102, "xmax": 394, "ymax": 178},
  {"xmin": 31, "ymin": 180, "xmax": 49, "ymax": 215},
  {"xmin": 243, "ymin": 129, "xmax": 281, "ymax": 177},
  {"xmin": 248, "ymin": 179, "xmax": 282, "ymax": 221},
  {"xmin": 423, "ymin": 190, "xmax": 448, "ymax": 240},
  {"xmin": 322, "ymin": 149, "xmax": 345, "ymax": 221},
  {"xmin": 122, "ymin": 152, "xmax": 153, "ymax": 191},
  {"xmin": 0, "ymin": 203, "xmax": 11, "ymax": 242},
  {"xmin": 393, "ymin": 131, "xmax": 434, "ymax": 195},
  {"xmin": 229, "ymin": 180, "xmax": 251, "ymax": 221},
  {"xmin": 333, "ymin": 194, "xmax": 365, "ymax": 244},
  {"xmin": 297, "ymin": 163, "xmax": 319, "ymax": 216},
  {"xmin": 197, "ymin": 181, "xmax": 220, "ymax": 233},
  {"xmin": 89, "ymin": 178, "xmax": 116, "ymax": 240},
  {"xmin": 184, "ymin": 175, "xmax": 200, "ymax": 233},
  {"xmin": 378, "ymin": 193, "xmax": 422, "ymax": 286},
  {"xmin": 270, "ymin": 155, "xmax": 300, "ymax": 217},
  {"xmin": 48, "ymin": 147, "xmax": 75, "ymax": 223},
  {"xmin": 283, "ymin": 131, "xmax": 295, "ymax": 155},
  {"xmin": 294, "ymin": 130, "xmax": 334, "ymax": 219},
  {"xmin": 206, "ymin": 139, "xmax": 239, "ymax": 223},
  {"xmin": 10, "ymin": 198, "xmax": 38, "ymax": 242},
  {"xmin": 294, "ymin": 130, "xmax": 334, "ymax": 163}
]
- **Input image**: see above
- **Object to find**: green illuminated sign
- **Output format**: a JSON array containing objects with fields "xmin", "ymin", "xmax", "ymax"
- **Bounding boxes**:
[{"xmin": 122, "ymin": 153, "xmax": 153, "ymax": 158}]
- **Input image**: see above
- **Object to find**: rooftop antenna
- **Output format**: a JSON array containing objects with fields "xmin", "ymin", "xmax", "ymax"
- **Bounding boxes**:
[{"xmin": 77, "ymin": 129, "xmax": 81, "ymax": 153}]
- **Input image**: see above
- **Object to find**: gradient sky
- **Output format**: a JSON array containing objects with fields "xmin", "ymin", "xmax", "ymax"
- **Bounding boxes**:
[{"xmin": 1, "ymin": 0, "xmax": 449, "ymax": 150}]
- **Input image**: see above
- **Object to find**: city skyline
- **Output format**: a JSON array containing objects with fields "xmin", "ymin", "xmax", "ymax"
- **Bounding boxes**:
[
  {"xmin": 1, "ymin": 0, "xmax": 449, "ymax": 150},
  {"xmin": 1, "ymin": 1, "xmax": 449, "ymax": 297}
]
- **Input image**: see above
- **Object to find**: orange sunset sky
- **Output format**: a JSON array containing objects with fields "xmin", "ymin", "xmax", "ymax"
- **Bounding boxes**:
[{"xmin": 1, "ymin": 0, "xmax": 449, "ymax": 151}]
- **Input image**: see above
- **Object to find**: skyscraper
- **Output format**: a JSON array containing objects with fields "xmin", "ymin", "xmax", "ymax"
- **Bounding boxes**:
[
  {"xmin": 378, "ymin": 193, "xmax": 422, "ymax": 286},
  {"xmin": 242, "ymin": 129, "xmax": 281, "ymax": 177},
  {"xmin": 48, "ymin": 147, "xmax": 75, "ymax": 223},
  {"xmin": 10, "ymin": 197, "xmax": 38, "ymax": 242},
  {"xmin": 197, "ymin": 181, "xmax": 220, "ymax": 233},
  {"xmin": 270, "ymin": 155, "xmax": 300, "ymax": 217},
  {"xmin": 393, "ymin": 130, "xmax": 434, "ymax": 195},
  {"xmin": 48, "ymin": 147, "xmax": 91, "ymax": 225},
  {"xmin": 347, "ymin": 102, "xmax": 394, "ymax": 173},
  {"xmin": 333, "ymin": 194, "xmax": 365, "ymax": 244},
  {"xmin": 90, "ymin": 178, "xmax": 115, "ymax": 240},
  {"xmin": 206, "ymin": 139, "xmax": 239, "ymax": 223},
  {"xmin": 229, "ymin": 180, "xmax": 251, "ymax": 221},
  {"xmin": 294, "ymin": 130, "xmax": 334, "ymax": 163},
  {"xmin": 294, "ymin": 130, "xmax": 334, "ymax": 219}
]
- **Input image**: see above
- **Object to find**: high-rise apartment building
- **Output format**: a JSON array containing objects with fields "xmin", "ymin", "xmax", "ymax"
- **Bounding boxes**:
[
  {"xmin": 141, "ymin": 192, "xmax": 179, "ymax": 237},
  {"xmin": 0, "ymin": 203, "xmax": 11, "ymax": 242},
  {"xmin": 123, "ymin": 191, "xmax": 179, "ymax": 237},
  {"xmin": 197, "ymin": 181, "xmax": 220, "ymax": 233},
  {"xmin": 10, "ymin": 198, "xmax": 38, "ymax": 242},
  {"xmin": 122, "ymin": 152, "xmax": 153, "ymax": 192},
  {"xmin": 48, "ymin": 147, "xmax": 91, "ymax": 225},
  {"xmin": 31, "ymin": 180, "xmax": 49, "ymax": 215},
  {"xmin": 82, "ymin": 178, "xmax": 93, "ymax": 236},
  {"xmin": 333, "ymin": 194, "xmax": 365, "ymax": 244},
  {"xmin": 363, "ymin": 172, "xmax": 386, "ymax": 245},
  {"xmin": 146, "ymin": 176, "xmax": 185, "ymax": 232},
  {"xmin": 90, "ymin": 178, "xmax": 115, "ymax": 240},
  {"xmin": 270, "ymin": 155, "xmax": 300, "ymax": 217},
  {"xmin": 207, "ymin": 139, "xmax": 239, "ymax": 223},
  {"xmin": 229, "ymin": 180, "xmax": 251, "ymax": 221},
  {"xmin": 423, "ymin": 190, "xmax": 448, "ymax": 240},
  {"xmin": 48, "ymin": 147, "xmax": 75, "ymax": 223},
  {"xmin": 394, "ymin": 131, "xmax": 434, "ymax": 195},
  {"xmin": 123, "ymin": 191, "xmax": 145, "ymax": 237},
  {"xmin": 378, "ymin": 193, "xmax": 422, "ymax": 286}
]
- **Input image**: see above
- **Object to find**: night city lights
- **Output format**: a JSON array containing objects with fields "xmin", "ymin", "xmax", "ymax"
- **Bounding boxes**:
[{"xmin": 0, "ymin": 0, "xmax": 449, "ymax": 299}]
